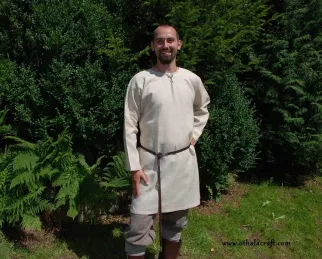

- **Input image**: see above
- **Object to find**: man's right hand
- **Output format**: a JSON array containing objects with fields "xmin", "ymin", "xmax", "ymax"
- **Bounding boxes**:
[{"xmin": 131, "ymin": 169, "xmax": 149, "ymax": 197}]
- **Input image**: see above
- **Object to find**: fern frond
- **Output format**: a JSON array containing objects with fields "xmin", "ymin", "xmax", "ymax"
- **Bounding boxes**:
[
  {"xmin": 100, "ymin": 152, "xmax": 130, "ymax": 190},
  {"xmin": 53, "ymin": 152, "xmax": 74, "ymax": 169},
  {"xmin": 0, "ymin": 169, "xmax": 9, "ymax": 190},
  {"xmin": 100, "ymin": 178, "xmax": 130, "ymax": 188},
  {"xmin": 52, "ymin": 168, "xmax": 81, "ymax": 187},
  {"xmin": 89, "ymin": 155, "xmax": 105, "ymax": 174},
  {"xmin": 13, "ymin": 152, "xmax": 38, "ymax": 171},
  {"xmin": 52, "ymin": 130, "xmax": 72, "ymax": 150},
  {"xmin": 38, "ymin": 166, "xmax": 59, "ymax": 179},
  {"xmin": 38, "ymin": 149, "xmax": 57, "ymax": 165},
  {"xmin": 6, "ymin": 187, "xmax": 47, "ymax": 224},
  {"xmin": 76, "ymin": 154, "xmax": 90, "ymax": 175},
  {"xmin": 8, "ymin": 187, "xmax": 46, "ymax": 210},
  {"xmin": 105, "ymin": 152, "xmax": 128, "ymax": 178},
  {"xmin": 4, "ymin": 136, "xmax": 36, "ymax": 150},
  {"xmin": 10, "ymin": 171, "xmax": 35, "ymax": 189},
  {"xmin": 54, "ymin": 177, "xmax": 80, "ymax": 212},
  {"xmin": 28, "ymin": 198, "xmax": 54, "ymax": 214},
  {"xmin": 67, "ymin": 200, "xmax": 78, "ymax": 219}
]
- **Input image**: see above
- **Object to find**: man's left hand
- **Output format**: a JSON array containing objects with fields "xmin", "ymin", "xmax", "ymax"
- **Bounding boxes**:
[{"xmin": 190, "ymin": 138, "xmax": 196, "ymax": 146}]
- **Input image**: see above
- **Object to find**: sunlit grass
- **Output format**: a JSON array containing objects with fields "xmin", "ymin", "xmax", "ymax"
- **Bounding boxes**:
[{"xmin": 179, "ymin": 177, "xmax": 322, "ymax": 259}]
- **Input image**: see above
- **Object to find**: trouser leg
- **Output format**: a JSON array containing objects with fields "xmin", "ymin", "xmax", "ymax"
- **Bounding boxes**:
[
  {"xmin": 159, "ymin": 209, "xmax": 189, "ymax": 259},
  {"xmin": 124, "ymin": 213, "xmax": 156, "ymax": 256},
  {"xmin": 124, "ymin": 210, "xmax": 189, "ymax": 258},
  {"xmin": 162, "ymin": 209, "xmax": 188, "ymax": 241}
]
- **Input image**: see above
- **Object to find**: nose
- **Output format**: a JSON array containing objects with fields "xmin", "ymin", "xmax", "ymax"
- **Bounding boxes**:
[
  {"xmin": 163, "ymin": 44, "xmax": 170, "ymax": 50},
  {"xmin": 161, "ymin": 40, "xmax": 169, "ymax": 49}
]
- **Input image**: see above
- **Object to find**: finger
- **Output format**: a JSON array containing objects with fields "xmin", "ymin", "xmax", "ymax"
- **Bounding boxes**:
[
  {"xmin": 141, "ymin": 172, "xmax": 149, "ymax": 185},
  {"xmin": 135, "ymin": 181, "xmax": 140, "ymax": 197}
]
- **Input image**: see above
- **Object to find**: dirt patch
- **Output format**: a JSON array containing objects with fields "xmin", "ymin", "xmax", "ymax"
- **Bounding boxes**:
[
  {"xmin": 16, "ymin": 229, "xmax": 56, "ymax": 251},
  {"xmin": 247, "ymin": 232, "xmax": 262, "ymax": 240},
  {"xmin": 197, "ymin": 181, "xmax": 252, "ymax": 215},
  {"xmin": 303, "ymin": 177, "xmax": 322, "ymax": 190},
  {"xmin": 100, "ymin": 213, "xmax": 130, "ymax": 225}
]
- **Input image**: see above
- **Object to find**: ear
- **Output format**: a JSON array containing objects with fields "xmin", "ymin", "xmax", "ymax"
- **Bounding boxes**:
[
  {"xmin": 177, "ymin": 40, "xmax": 182, "ymax": 50},
  {"xmin": 151, "ymin": 41, "xmax": 155, "ymax": 52}
]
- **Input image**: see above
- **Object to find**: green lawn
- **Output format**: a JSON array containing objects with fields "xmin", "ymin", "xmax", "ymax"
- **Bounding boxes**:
[
  {"xmin": 1, "ymin": 176, "xmax": 322, "ymax": 259},
  {"xmin": 177, "ymin": 176, "xmax": 322, "ymax": 259}
]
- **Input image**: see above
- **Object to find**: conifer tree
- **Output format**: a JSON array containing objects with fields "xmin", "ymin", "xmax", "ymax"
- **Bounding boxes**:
[{"xmin": 243, "ymin": 0, "xmax": 322, "ymax": 175}]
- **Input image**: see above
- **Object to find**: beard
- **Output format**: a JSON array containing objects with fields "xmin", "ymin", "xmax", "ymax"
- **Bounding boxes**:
[{"xmin": 157, "ymin": 49, "xmax": 177, "ymax": 64}]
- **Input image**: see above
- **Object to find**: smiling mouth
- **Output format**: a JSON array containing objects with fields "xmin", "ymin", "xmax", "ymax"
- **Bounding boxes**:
[{"xmin": 161, "ymin": 52, "xmax": 172, "ymax": 56}]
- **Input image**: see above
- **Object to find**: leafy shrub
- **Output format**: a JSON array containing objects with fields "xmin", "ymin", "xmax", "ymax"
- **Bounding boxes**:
[
  {"xmin": 197, "ymin": 73, "xmax": 259, "ymax": 198},
  {"xmin": 0, "ymin": 1, "xmax": 149, "ymax": 162}
]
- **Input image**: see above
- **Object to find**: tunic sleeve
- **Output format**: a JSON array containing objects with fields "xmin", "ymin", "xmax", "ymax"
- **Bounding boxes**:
[
  {"xmin": 123, "ymin": 77, "xmax": 142, "ymax": 171},
  {"xmin": 192, "ymin": 77, "xmax": 210, "ymax": 141}
]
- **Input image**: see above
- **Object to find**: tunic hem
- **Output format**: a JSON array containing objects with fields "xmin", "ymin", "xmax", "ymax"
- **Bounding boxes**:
[{"xmin": 130, "ymin": 200, "xmax": 200, "ymax": 215}]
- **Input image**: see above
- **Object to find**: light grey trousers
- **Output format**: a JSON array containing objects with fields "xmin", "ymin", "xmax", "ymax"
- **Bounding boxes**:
[{"xmin": 124, "ymin": 209, "xmax": 189, "ymax": 256}]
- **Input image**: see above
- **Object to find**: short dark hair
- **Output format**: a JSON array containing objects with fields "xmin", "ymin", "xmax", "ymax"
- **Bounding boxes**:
[{"xmin": 152, "ymin": 24, "xmax": 180, "ymax": 41}]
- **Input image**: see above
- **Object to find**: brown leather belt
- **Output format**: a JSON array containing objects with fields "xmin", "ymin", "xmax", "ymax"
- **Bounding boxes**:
[{"xmin": 139, "ymin": 144, "xmax": 191, "ymax": 254}]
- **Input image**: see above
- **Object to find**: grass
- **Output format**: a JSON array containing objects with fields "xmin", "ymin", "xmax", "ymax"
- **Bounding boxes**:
[
  {"xmin": 1, "ymin": 175, "xmax": 322, "ymax": 259},
  {"xmin": 180, "ymin": 176, "xmax": 322, "ymax": 259}
]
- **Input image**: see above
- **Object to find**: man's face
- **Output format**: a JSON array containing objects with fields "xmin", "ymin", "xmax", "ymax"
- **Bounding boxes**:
[{"xmin": 151, "ymin": 26, "xmax": 182, "ymax": 64}]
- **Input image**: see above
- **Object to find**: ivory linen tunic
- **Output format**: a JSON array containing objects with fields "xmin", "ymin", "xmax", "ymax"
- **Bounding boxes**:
[{"xmin": 124, "ymin": 68, "xmax": 210, "ymax": 214}]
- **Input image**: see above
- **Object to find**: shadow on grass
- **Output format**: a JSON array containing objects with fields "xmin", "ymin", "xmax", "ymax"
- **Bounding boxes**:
[
  {"xmin": 236, "ymin": 161, "xmax": 314, "ymax": 188},
  {"xmin": 2, "ymin": 221, "xmax": 157, "ymax": 259},
  {"xmin": 1, "ymin": 224, "xmax": 25, "ymax": 244},
  {"xmin": 55, "ymin": 222, "xmax": 157, "ymax": 259}
]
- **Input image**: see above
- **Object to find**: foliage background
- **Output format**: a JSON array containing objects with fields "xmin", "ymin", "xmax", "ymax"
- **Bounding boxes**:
[{"xmin": 0, "ymin": 0, "xmax": 321, "ymax": 228}]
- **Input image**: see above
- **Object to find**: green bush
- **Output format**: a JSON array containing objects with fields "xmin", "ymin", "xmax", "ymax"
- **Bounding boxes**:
[
  {"xmin": 0, "ymin": 1, "xmax": 149, "ymax": 161},
  {"xmin": 197, "ymin": 73, "xmax": 259, "ymax": 198}
]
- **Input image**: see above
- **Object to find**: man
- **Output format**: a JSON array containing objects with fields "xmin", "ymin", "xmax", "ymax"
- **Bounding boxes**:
[{"xmin": 123, "ymin": 25, "xmax": 210, "ymax": 259}]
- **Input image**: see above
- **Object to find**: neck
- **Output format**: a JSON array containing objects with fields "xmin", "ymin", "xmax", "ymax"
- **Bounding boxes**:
[{"xmin": 154, "ymin": 61, "xmax": 178, "ymax": 73}]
